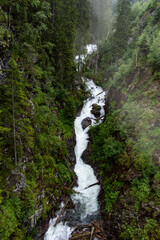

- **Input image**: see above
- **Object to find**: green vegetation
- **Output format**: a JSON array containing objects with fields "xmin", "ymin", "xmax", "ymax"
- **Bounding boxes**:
[
  {"xmin": 120, "ymin": 218, "xmax": 160, "ymax": 240},
  {"xmin": 103, "ymin": 176, "xmax": 124, "ymax": 213},
  {"xmin": 1, "ymin": 0, "xmax": 160, "ymax": 238},
  {"xmin": 0, "ymin": 0, "xmax": 90, "ymax": 239},
  {"xmin": 89, "ymin": 0, "xmax": 160, "ymax": 238}
]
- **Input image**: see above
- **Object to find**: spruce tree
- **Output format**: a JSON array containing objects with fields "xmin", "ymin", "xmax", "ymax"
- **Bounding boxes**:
[
  {"xmin": 113, "ymin": 0, "xmax": 132, "ymax": 57},
  {"xmin": 99, "ymin": 0, "xmax": 132, "ymax": 69}
]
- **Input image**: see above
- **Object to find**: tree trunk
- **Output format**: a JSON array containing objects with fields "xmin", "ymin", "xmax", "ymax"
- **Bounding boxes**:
[
  {"xmin": 12, "ymin": 78, "xmax": 17, "ymax": 165},
  {"xmin": 8, "ymin": 6, "xmax": 11, "ymax": 30},
  {"xmin": 95, "ymin": 40, "xmax": 99, "ymax": 75}
]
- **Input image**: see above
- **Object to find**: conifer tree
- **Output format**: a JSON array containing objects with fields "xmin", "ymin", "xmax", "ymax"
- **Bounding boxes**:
[
  {"xmin": 53, "ymin": 0, "xmax": 78, "ymax": 89},
  {"xmin": 0, "ymin": 58, "xmax": 33, "ymax": 165},
  {"xmin": 113, "ymin": 0, "xmax": 132, "ymax": 57},
  {"xmin": 76, "ymin": 0, "xmax": 91, "ymax": 53},
  {"xmin": 99, "ymin": 0, "xmax": 132, "ymax": 68}
]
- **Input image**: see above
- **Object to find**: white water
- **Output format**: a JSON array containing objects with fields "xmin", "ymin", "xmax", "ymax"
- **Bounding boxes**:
[
  {"xmin": 75, "ymin": 44, "xmax": 97, "ymax": 69},
  {"xmin": 72, "ymin": 79, "xmax": 105, "ymax": 221},
  {"xmin": 85, "ymin": 44, "xmax": 97, "ymax": 54},
  {"xmin": 44, "ymin": 203, "xmax": 73, "ymax": 240},
  {"xmin": 44, "ymin": 45, "xmax": 105, "ymax": 240}
]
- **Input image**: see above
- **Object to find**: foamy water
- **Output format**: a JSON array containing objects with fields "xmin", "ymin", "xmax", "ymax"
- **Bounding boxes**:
[{"xmin": 44, "ymin": 45, "xmax": 105, "ymax": 240}]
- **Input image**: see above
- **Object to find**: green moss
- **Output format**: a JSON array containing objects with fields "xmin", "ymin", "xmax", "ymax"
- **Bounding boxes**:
[{"xmin": 120, "ymin": 218, "xmax": 159, "ymax": 240}]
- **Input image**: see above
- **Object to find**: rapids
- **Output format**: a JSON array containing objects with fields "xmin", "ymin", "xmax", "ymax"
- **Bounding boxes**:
[{"xmin": 44, "ymin": 45, "xmax": 105, "ymax": 240}]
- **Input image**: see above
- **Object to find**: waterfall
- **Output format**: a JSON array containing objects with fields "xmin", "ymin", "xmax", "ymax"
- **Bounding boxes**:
[{"xmin": 44, "ymin": 45, "xmax": 105, "ymax": 240}]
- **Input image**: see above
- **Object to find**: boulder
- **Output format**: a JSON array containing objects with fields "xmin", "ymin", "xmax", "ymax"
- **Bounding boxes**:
[
  {"xmin": 81, "ymin": 117, "xmax": 92, "ymax": 130},
  {"xmin": 91, "ymin": 104, "xmax": 101, "ymax": 118}
]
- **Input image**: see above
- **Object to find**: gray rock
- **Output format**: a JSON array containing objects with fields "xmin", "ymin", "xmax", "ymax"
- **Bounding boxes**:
[{"xmin": 81, "ymin": 117, "xmax": 91, "ymax": 130}]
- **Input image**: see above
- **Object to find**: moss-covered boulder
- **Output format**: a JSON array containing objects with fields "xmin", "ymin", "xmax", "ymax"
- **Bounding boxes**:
[{"xmin": 91, "ymin": 104, "xmax": 101, "ymax": 118}]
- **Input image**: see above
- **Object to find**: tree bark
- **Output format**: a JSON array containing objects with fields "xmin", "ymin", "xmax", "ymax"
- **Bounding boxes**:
[
  {"xmin": 12, "ymin": 78, "xmax": 17, "ymax": 165},
  {"xmin": 70, "ymin": 232, "xmax": 91, "ymax": 240},
  {"xmin": 90, "ymin": 227, "xmax": 95, "ymax": 240},
  {"xmin": 54, "ymin": 198, "xmax": 70, "ymax": 227},
  {"xmin": 95, "ymin": 40, "xmax": 99, "ymax": 75},
  {"xmin": 84, "ymin": 182, "xmax": 100, "ymax": 190}
]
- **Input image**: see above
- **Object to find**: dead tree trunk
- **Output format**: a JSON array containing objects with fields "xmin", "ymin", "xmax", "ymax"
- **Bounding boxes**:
[
  {"xmin": 12, "ymin": 78, "xmax": 17, "ymax": 165},
  {"xmin": 95, "ymin": 40, "xmax": 99, "ymax": 75},
  {"xmin": 84, "ymin": 182, "xmax": 100, "ymax": 190},
  {"xmin": 54, "ymin": 197, "xmax": 70, "ymax": 227}
]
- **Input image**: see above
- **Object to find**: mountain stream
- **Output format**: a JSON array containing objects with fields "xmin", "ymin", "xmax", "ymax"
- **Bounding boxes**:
[{"xmin": 44, "ymin": 45, "xmax": 106, "ymax": 240}]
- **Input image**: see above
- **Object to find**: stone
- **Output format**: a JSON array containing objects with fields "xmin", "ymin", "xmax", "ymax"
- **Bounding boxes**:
[
  {"xmin": 7, "ymin": 168, "xmax": 26, "ymax": 193},
  {"xmin": 91, "ymin": 104, "xmax": 101, "ymax": 118},
  {"xmin": 81, "ymin": 117, "xmax": 91, "ymax": 130}
]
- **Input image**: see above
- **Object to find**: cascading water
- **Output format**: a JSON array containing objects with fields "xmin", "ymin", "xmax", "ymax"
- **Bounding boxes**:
[
  {"xmin": 44, "ymin": 45, "xmax": 105, "ymax": 240},
  {"xmin": 71, "ymin": 79, "xmax": 105, "ymax": 222}
]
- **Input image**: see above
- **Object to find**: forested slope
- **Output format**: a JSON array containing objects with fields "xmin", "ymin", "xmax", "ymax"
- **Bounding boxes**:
[
  {"xmin": 88, "ymin": 0, "xmax": 160, "ymax": 239},
  {"xmin": 0, "ymin": 0, "xmax": 91, "ymax": 239},
  {"xmin": 1, "ymin": 0, "xmax": 160, "ymax": 239}
]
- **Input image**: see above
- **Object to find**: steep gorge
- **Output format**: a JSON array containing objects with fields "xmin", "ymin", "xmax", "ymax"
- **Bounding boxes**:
[{"xmin": 1, "ymin": 0, "xmax": 160, "ymax": 239}]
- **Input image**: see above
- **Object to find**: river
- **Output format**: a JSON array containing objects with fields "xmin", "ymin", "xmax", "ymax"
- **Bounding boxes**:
[{"xmin": 44, "ymin": 45, "xmax": 106, "ymax": 240}]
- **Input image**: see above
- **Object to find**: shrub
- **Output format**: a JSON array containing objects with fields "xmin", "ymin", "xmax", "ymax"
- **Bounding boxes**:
[
  {"xmin": 131, "ymin": 177, "xmax": 150, "ymax": 211},
  {"xmin": 103, "ymin": 177, "xmax": 124, "ymax": 213},
  {"xmin": 148, "ymin": 32, "xmax": 160, "ymax": 71}
]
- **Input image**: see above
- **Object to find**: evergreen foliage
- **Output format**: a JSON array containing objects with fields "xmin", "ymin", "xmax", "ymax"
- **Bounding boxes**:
[
  {"xmin": 0, "ymin": 0, "xmax": 87, "ymax": 238},
  {"xmin": 89, "ymin": 0, "xmax": 160, "ymax": 237}
]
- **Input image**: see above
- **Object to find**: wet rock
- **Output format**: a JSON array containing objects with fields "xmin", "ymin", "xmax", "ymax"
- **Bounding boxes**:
[
  {"xmin": 66, "ymin": 131, "xmax": 76, "ymax": 167},
  {"xmin": 7, "ymin": 169, "xmax": 26, "ymax": 193},
  {"xmin": 32, "ymin": 215, "xmax": 51, "ymax": 240},
  {"xmin": 91, "ymin": 104, "xmax": 101, "ymax": 118},
  {"xmin": 81, "ymin": 141, "xmax": 100, "ymax": 176},
  {"xmin": 67, "ymin": 198, "xmax": 75, "ymax": 209},
  {"xmin": 81, "ymin": 117, "xmax": 91, "ymax": 130},
  {"xmin": 29, "ymin": 206, "xmax": 44, "ymax": 228}
]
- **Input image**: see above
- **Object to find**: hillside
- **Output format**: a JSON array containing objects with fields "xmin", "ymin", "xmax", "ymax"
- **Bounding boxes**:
[
  {"xmin": 0, "ymin": 0, "xmax": 88, "ymax": 239},
  {"xmin": 1, "ymin": 0, "xmax": 160, "ymax": 239},
  {"xmin": 88, "ymin": 0, "xmax": 160, "ymax": 239}
]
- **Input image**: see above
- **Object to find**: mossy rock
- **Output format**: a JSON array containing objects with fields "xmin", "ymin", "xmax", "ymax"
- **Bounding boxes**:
[{"xmin": 91, "ymin": 104, "xmax": 101, "ymax": 118}]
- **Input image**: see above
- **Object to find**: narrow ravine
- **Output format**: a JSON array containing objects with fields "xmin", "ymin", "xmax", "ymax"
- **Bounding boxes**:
[{"xmin": 44, "ymin": 46, "xmax": 106, "ymax": 240}]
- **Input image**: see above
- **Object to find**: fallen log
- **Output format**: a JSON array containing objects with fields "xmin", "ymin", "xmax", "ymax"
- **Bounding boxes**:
[
  {"xmin": 63, "ymin": 156, "xmax": 74, "ymax": 175},
  {"xmin": 60, "ymin": 150, "xmax": 76, "ymax": 180},
  {"xmin": 90, "ymin": 227, "xmax": 95, "ymax": 240},
  {"xmin": 57, "ymin": 173, "xmax": 64, "ymax": 185},
  {"xmin": 59, "ymin": 179, "xmax": 76, "ymax": 202},
  {"xmin": 95, "ymin": 234, "xmax": 107, "ymax": 240},
  {"xmin": 92, "ymin": 222, "xmax": 107, "ymax": 239},
  {"xmin": 90, "ymin": 115, "xmax": 105, "ymax": 121},
  {"xmin": 96, "ymin": 91, "xmax": 105, "ymax": 96},
  {"xmin": 70, "ymin": 232, "xmax": 91, "ymax": 240},
  {"xmin": 84, "ymin": 182, "xmax": 100, "ymax": 190},
  {"xmin": 70, "ymin": 179, "xmax": 76, "ymax": 188},
  {"xmin": 62, "ymin": 185, "xmax": 79, "ymax": 194},
  {"xmin": 92, "ymin": 222, "xmax": 104, "ymax": 232},
  {"xmin": 54, "ymin": 198, "xmax": 70, "ymax": 227},
  {"xmin": 72, "ymin": 224, "xmax": 92, "ymax": 232},
  {"xmin": 37, "ymin": 231, "xmax": 46, "ymax": 239}
]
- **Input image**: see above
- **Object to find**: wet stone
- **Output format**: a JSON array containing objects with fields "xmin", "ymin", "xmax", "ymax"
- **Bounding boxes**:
[
  {"xmin": 81, "ymin": 117, "xmax": 92, "ymax": 130},
  {"xmin": 91, "ymin": 104, "xmax": 101, "ymax": 118}
]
